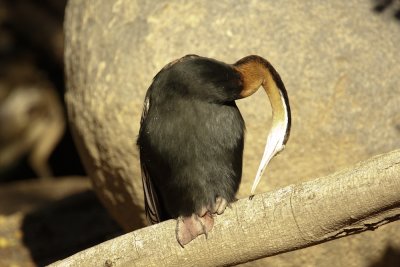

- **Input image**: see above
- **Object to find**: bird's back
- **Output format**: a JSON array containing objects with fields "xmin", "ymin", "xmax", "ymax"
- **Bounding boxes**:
[
  {"xmin": 138, "ymin": 93, "xmax": 244, "ymax": 220},
  {"xmin": 137, "ymin": 55, "xmax": 246, "ymax": 222}
]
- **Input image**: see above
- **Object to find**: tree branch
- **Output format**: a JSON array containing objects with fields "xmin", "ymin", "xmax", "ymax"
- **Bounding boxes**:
[{"xmin": 49, "ymin": 149, "xmax": 400, "ymax": 267}]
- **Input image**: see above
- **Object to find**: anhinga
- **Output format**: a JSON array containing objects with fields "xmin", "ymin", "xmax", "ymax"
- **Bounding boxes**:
[{"xmin": 137, "ymin": 55, "xmax": 291, "ymax": 246}]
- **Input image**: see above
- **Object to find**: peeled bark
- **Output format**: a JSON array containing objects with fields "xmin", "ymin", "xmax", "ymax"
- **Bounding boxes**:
[{"xmin": 49, "ymin": 149, "xmax": 400, "ymax": 267}]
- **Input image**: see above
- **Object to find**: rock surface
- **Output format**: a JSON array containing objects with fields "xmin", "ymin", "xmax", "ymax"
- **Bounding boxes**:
[
  {"xmin": 64, "ymin": 0, "xmax": 400, "ymax": 266},
  {"xmin": 0, "ymin": 177, "xmax": 122, "ymax": 267}
]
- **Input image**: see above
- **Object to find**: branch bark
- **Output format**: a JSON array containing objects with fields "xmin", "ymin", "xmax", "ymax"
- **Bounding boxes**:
[{"xmin": 49, "ymin": 149, "xmax": 400, "ymax": 267}]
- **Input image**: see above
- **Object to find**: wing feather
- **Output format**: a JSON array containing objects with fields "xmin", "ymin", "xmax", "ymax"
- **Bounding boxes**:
[{"xmin": 139, "ymin": 94, "xmax": 161, "ymax": 224}]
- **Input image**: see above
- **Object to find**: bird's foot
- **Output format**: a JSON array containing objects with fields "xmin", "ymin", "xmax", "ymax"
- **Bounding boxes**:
[
  {"xmin": 176, "ymin": 212, "xmax": 214, "ymax": 247},
  {"xmin": 175, "ymin": 197, "xmax": 230, "ymax": 247},
  {"xmin": 212, "ymin": 196, "xmax": 229, "ymax": 215}
]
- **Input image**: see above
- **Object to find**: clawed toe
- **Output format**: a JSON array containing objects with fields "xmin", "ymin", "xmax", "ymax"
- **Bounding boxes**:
[{"xmin": 213, "ymin": 196, "xmax": 228, "ymax": 215}]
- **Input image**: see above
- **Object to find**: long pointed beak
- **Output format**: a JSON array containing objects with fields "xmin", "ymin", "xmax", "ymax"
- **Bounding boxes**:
[{"xmin": 233, "ymin": 55, "xmax": 291, "ymax": 194}]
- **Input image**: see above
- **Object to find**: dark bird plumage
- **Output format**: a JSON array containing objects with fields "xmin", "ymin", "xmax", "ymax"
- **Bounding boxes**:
[{"xmin": 137, "ymin": 55, "xmax": 291, "ymax": 246}]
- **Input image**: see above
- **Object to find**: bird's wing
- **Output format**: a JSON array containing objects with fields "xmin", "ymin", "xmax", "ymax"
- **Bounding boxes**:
[
  {"xmin": 139, "ymin": 95, "xmax": 161, "ymax": 224},
  {"xmin": 140, "ymin": 160, "xmax": 161, "ymax": 224}
]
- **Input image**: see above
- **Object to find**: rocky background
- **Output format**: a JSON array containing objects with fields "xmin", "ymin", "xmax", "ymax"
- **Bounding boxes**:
[
  {"xmin": 1, "ymin": 0, "xmax": 400, "ymax": 266},
  {"xmin": 0, "ymin": 1, "xmax": 121, "ymax": 266}
]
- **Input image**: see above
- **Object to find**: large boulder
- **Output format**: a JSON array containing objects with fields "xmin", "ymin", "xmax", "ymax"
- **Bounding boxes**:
[{"xmin": 64, "ymin": 0, "xmax": 400, "ymax": 266}]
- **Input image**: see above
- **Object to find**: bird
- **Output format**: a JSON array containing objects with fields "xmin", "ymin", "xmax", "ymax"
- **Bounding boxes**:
[{"xmin": 137, "ymin": 54, "xmax": 291, "ymax": 246}]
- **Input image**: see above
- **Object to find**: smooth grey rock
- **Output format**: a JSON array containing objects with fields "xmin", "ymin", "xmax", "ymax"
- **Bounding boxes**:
[{"xmin": 64, "ymin": 0, "xmax": 400, "ymax": 265}]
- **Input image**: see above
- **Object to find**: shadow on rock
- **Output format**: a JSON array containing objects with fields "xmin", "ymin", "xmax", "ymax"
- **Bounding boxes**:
[
  {"xmin": 369, "ymin": 245, "xmax": 400, "ymax": 267},
  {"xmin": 22, "ymin": 190, "xmax": 124, "ymax": 266},
  {"xmin": 372, "ymin": 0, "xmax": 400, "ymax": 21}
]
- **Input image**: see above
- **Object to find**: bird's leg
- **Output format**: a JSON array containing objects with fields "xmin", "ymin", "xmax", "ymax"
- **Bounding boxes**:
[{"xmin": 176, "ymin": 208, "xmax": 214, "ymax": 247}]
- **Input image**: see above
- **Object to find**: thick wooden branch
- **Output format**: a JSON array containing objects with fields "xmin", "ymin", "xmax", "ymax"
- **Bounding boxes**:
[{"xmin": 49, "ymin": 149, "xmax": 400, "ymax": 267}]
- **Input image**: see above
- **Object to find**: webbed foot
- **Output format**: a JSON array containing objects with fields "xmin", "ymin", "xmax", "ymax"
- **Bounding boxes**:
[
  {"xmin": 176, "ymin": 212, "xmax": 214, "ymax": 247},
  {"xmin": 175, "ymin": 196, "xmax": 230, "ymax": 247}
]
